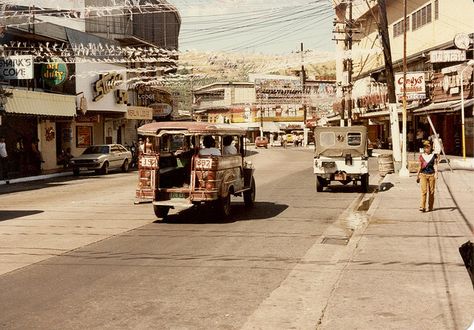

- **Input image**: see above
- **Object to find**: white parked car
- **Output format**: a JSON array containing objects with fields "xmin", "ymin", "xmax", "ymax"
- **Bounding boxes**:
[{"xmin": 70, "ymin": 144, "xmax": 132, "ymax": 176}]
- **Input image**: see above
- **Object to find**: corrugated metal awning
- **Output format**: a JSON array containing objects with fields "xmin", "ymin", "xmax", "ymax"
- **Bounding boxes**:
[
  {"xmin": 5, "ymin": 89, "xmax": 76, "ymax": 117},
  {"xmin": 413, "ymin": 99, "xmax": 474, "ymax": 114}
]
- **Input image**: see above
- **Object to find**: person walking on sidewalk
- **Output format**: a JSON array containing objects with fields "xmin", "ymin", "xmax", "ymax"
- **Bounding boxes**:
[
  {"xmin": 416, "ymin": 140, "xmax": 439, "ymax": 212},
  {"xmin": 0, "ymin": 136, "xmax": 8, "ymax": 180}
]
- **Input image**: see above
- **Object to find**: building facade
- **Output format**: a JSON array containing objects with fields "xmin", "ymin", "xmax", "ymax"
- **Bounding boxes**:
[
  {"xmin": 193, "ymin": 75, "xmax": 336, "ymax": 144},
  {"xmin": 332, "ymin": 0, "xmax": 474, "ymax": 155},
  {"xmin": 0, "ymin": 1, "xmax": 181, "ymax": 180}
]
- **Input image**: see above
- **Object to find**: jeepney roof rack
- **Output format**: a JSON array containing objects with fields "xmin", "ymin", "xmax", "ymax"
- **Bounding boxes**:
[{"xmin": 137, "ymin": 121, "xmax": 248, "ymax": 136}]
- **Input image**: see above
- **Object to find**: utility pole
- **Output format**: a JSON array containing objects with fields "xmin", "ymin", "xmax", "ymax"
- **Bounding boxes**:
[
  {"xmin": 378, "ymin": 0, "xmax": 401, "ymax": 163},
  {"xmin": 377, "ymin": 0, "xmax": 396, "ymax": 104},
  {"xmin": 399, "ymin": 0, "xmax": 409, "ymax": 176},
  {"xmin": 190, "ymin": 68, "xmax": 194, "ymax": 121},
  {"xmin": 344, "ymin": 0, "xmax": 353, "ymax": 127},
  {"xmin": 300, "ymin": 42, "xmax": 308, "ymax": 146}
]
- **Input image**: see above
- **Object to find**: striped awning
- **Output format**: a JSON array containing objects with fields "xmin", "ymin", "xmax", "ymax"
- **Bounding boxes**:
[{"xmin": 4, "ymin": 89, "xmax": 76, "ymax": 117}]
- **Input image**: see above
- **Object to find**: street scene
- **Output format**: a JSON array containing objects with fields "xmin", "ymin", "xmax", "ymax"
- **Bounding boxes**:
[{"xmin": 0, "ymin": 0, "xmax": 474, "ymax": 329}]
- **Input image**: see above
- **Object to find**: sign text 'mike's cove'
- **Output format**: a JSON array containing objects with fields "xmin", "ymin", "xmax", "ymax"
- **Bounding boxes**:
[{"xmin": 0, "ymin": 55, "xmax": 34, "ymax": 80}]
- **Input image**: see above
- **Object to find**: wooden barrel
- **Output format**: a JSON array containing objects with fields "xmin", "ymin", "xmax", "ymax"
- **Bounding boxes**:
[{"xmin": 378, "ymin": 154, "xmax": 394, "ymax": 177}]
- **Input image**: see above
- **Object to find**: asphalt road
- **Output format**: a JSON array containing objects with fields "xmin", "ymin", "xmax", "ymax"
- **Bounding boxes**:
[{"xmin": 0, "ymin": 148, "xmax": 379, "ymax": 329}]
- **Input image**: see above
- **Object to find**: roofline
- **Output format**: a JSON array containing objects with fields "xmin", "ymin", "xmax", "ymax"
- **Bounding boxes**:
[
  {"xmin": 137, "ymin": 121, "xmax": 248, "ymax": 136},
  {"xmin": 194, "ymin": 82, "xmax": 255, "ymax": 92}
]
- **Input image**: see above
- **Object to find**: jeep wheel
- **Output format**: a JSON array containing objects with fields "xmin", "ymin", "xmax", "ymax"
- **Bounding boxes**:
[
  {"xmin": 244, "ymin": 177, "xmax": 256, "ymax": 207},
  {"xmin": 316, "ymin": 176, "xmax": 324, "ymax": 192},
  {"xmin": 153, "ymin": 206, "xmax": 170, "ymax": 220},
  {"xmin": 361, "ymin": 174, "xmax": 369, "ymax": 193}
]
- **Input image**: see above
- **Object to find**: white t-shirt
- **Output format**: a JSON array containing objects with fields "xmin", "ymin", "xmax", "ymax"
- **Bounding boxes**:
[
  {"xmin": 223, "ymin": 144, "xmax": 237, "ymax": 155},
  {"xmin": 199, "ymin": 148, "xmax": 221, "ymax": 156},
  {"xmin": 0, "ymin": 142, "xmax": 7, "ymax": 158}
]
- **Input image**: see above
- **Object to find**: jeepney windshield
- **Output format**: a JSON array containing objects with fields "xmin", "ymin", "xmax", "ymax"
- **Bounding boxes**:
[{"xmin": 160, "ymin": 134, "xmax": 193, "ymax": 153}]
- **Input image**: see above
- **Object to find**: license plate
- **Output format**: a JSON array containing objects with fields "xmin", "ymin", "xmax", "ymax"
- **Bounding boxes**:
[
  {"xmin": 334, "ymin": 173, "xmax": 346, "ymax": 180},
  {"xmin": 80, "ymin": 167, "xmax": 88, "ymax": 171},
  {"xmin": 170, "ymin": 192, "xmax": 186, "ymax": 199},
  {"xmin": 196, "ymin": 158, "xmax": 212, "ymax": 169}
]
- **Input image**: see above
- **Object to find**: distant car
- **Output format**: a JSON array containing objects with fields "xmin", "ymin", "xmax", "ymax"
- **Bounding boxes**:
[
  {"xmin": 255, "ymin": 136, "xmax": 269, "ymax": 148},
  {"xmin": 70, "ymin": 144, "xmax": 132, "ymax": 176}
]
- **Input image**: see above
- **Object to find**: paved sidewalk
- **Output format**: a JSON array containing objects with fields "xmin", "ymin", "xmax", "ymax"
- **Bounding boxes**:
[{"xmin": 319, "ymin": 165, "xmax": 474, "ymax": 329}]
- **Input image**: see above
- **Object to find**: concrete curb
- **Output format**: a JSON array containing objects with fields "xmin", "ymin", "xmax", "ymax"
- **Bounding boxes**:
[{"xmin": 0, "ymin": 171, "xmax": 72, "ymax": 185}]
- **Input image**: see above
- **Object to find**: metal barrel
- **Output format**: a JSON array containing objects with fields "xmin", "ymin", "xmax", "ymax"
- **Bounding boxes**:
[{"xmin": 378, "ymin": 154, "xmax": 394, "ymax": 177}]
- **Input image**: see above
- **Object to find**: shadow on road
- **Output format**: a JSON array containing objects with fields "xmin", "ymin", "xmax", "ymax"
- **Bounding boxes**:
[
  {"xmin": 156, "ymin": 201, "xmax": 289, "ymax": 224},
  {"xmin": 324, "ymin": 184, "xmax": 378, "ymax": 194},
  {"xmin": 0, "ymin": 210, "xmax": 44, "ymax": 222}
]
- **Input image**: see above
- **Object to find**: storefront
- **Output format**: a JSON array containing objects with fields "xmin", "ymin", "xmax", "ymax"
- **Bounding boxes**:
[
  {"xmin": 0, "ymin": 89, "xmax": 76, "ymax": 177},
  {"xmin": 75, "ymin": 63, "xmax": 128, "ymax": 149}
]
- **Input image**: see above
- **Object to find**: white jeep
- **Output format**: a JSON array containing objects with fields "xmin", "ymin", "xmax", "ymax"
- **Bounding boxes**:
[{"xmin": 313, "ymin": 126, "xmax": 369, "ymax": 192}]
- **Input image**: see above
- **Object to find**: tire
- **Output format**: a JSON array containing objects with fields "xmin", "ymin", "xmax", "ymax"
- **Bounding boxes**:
[
  {"xmin": 244, "ymin": 177, "xmax": 256, "ymax": 207},
  {"xmin": 73, "ymin": 167, "xmax": 80, "ymax": 176},
  {"xmin": 217, "ymin": 193, "xmax": 231, "ymax": 217},
  {"xmin": 361, "ymin": 174, "xmax": 369, "ymax": 193},
  {"xmin": 316, "ymin": 176, "xmax": 324, "ymax": 192},
  {"xmin": 121, "ymin": 159, "xmax": 129, "ymax": 172},
  {"xmin": 100, "ymin": 162, "xmax": 109, "ymax": 175},
  {"xmin": 153, "ymin": 205, "xmax": 170, "ymax": 220}
]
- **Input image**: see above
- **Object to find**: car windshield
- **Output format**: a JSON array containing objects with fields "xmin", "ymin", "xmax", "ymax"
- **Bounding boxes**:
[{"xmin": 83, "ymin": 146, "xmax": 109, "ymax": 154}]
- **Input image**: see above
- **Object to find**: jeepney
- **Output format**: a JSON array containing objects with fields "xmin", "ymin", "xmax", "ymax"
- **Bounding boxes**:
[
  {"xmin": 135, "ymin": 122, "xmax": 256, "ymax": 220},
  {"xmin": 313, "ymin": 126, "xmax": 369, "ymax": 192}
]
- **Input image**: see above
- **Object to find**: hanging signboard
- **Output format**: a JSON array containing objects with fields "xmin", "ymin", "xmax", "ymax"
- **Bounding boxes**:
[
  {"xmin": 394, "ymin": 72, "xmax": 426, "ymax": 100},
  {"xmin": 0, "ymin": 55, "xmax": 34, "ymax": 80},
  {"xmin": 41, "ymin": 61, "xmax": 68, "ymax": 86},
  {"xmin": 429, "ymin": 50, "xmax": 466, "ymax": 63}
]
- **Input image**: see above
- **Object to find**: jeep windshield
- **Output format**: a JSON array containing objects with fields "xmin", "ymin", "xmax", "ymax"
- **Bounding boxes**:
[{"xmin": 314, "ymin": 126, "xmax": 367, "ymax": 157}]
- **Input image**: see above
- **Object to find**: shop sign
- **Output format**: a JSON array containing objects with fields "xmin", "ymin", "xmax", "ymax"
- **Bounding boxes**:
[
  {"xmin": 430, "ymin": 50, "xmax": 466, "ymax": 63},
  {"xmin": 431, "ymin": 65, "xmax": 473, "ymax": 102},
  {"xmin": 395, "ymin": 72, "xmax": 426, "ymax": 100},
  {"xmin": 41, "ymin": 61, "xmax": 68, "ymax": 86},
  {"xmin": 126, "ymin": 106, "xmax": 153, "ymax": 120},
  {"xmin": 149, "ymin": 103, "xmax": 172, "ymax": 118},
  {"xmin": 0, "ymin": 55, "xmax": 33, "ymax": 80},
  {"xmin": 93, "ymin": 72, "xmax": 123, "ymax": 102},
  {"xmin": 76, "ymin": 126, "xmax": 93, "ymax": 148},
  {"xmin": 76, "ymin": 113, "xmax": 100, "ymax": 123}
]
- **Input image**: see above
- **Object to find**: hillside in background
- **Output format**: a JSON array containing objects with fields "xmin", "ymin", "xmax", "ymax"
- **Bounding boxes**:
[{"xmin": 178, "ymin": 50, "xmax": 336, "ymax": 84}]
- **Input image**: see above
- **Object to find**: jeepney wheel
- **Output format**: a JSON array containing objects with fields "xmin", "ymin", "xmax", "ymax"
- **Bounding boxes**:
[
  {"xmin": 361, "ymin": 174, "xmax": 369, "ymax": 193},
  {"xmin": 154, "ymin": 205, "xmax": 170, "ymax": 220},
  {"xmin": 217, "ymin": 193, "xmax": 231, "ymax": 217},
  {"xmin": 121, "ymin": 159, "xmax": 129, "ymax": 172},
  {"xmin": 316, "ymin": 176, "xmax": 324, "ymax": 192},
  {"xmin": 100, "ymin": 161, "xmax": 109, "ymax": 175},
  {"xmin": 244, "ymin": 177, "xmax": 256, "ymax": 207},
  {"xmin": 73, "ymin": 167, "xmax": 80, "ymax": 176}
]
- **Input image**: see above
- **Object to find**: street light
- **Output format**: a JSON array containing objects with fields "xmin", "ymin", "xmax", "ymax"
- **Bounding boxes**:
[{"xmin": 460, "ymin": 59, "xmax": 474, "ymax": 159}]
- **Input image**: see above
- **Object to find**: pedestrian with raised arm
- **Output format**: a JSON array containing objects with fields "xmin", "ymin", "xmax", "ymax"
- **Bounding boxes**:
[{"xmin": 416, "ymin": 140, "xmax": 439, "ymax": 212}]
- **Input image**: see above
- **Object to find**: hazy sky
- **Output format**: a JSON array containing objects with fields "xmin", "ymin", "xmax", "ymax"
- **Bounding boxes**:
[
  {"xmin": 4, "ymin": 0, "xmax": 335, "ymax": 55},
  {"xmin": 172, "ymin": 0, "xmax": 335, "ymax": 54}
]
